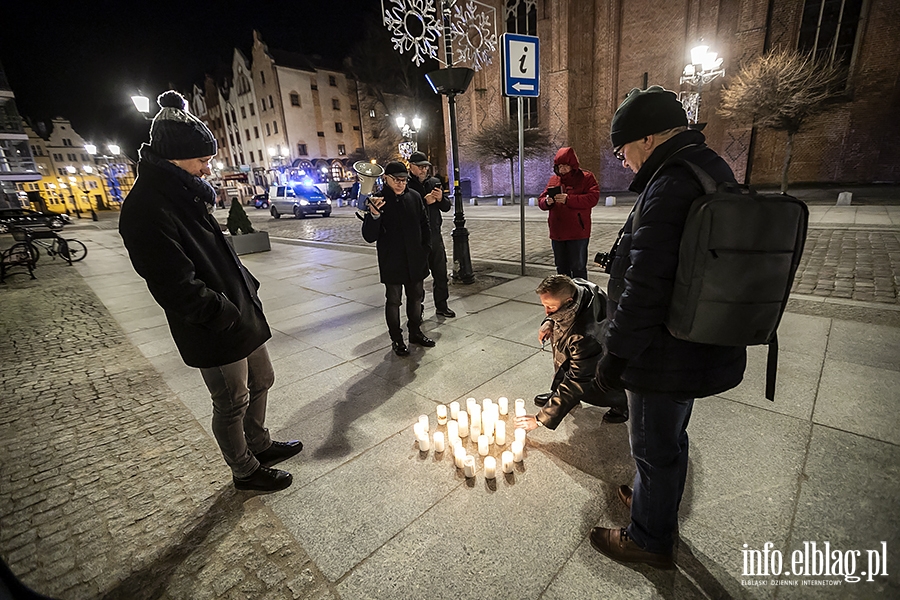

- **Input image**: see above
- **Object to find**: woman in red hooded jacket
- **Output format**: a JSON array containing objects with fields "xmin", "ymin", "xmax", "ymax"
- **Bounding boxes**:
[{"xmin": 538, "ymin": 147, "xmax": 600, "ymax": 279}]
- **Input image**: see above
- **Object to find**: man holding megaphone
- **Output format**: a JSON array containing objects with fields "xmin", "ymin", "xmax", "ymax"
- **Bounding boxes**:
[{"xmin": 362, "ymin": 161, "xmax": 435, "ymax": 356}]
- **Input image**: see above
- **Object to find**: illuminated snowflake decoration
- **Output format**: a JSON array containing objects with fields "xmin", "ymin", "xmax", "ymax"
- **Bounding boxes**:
[
  {"xmin": 450, "ymin": 1, "xmax": 497, "ymax": 72},
  {"xmin": 382, "ymin": 0, "xmax": 442, "ymax": 67}
]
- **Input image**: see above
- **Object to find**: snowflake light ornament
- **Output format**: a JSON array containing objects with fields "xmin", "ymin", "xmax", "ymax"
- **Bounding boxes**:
[
  {"xmin": 382, "ymin": 0, "xmax": 442, "ymax": 67},
  {"xmin": 449, "ymin": 1, "xmax": 497, "ymax": 72}
]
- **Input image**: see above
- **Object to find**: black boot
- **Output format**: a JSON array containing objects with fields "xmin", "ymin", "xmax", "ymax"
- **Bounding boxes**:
[
  {"xmin": 603, "ymin": 405, "xmax": 629, "ymax": 424},
  {"xmin": 233, "ymin": 465, "xmax": 293, "ymax": 492}
]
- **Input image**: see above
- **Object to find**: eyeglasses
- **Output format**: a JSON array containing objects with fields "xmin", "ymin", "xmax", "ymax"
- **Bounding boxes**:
[
  {"xmin": 613, "ymin": 146, "xmax": 625, "ymax": 161},
  {"xmin": 386, "ymin": 175, "xmax": 408, "ymax": 183}
]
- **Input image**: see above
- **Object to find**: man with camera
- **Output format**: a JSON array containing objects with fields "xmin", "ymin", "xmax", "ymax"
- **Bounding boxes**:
[
  {"xmin": 407, "ymin": 151, "xmax": 455, "ymax": 318},
  {"xmin": 537, "ymin": 147, "xmax": 600, "ymax": 280},
  {"xmin": 589, "ymin": 86, "xmax": 746, "ymax": 569},
  {"xmin": 362, "ymin": 161, "xmax": 435, "ymax": 356}
]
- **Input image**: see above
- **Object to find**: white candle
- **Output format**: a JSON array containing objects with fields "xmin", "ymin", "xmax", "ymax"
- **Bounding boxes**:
[
  {"xmin": 501, "ymin": 451, "xmax": 514, "ymax": 473},
  {"xmin": 418, "ymin": 434, "xmax": 431, "ymax": 452},
  {"xmin": 447, "ymin": 421, "xmax": 459, "ymax": 443},
  {"xmin": 477, "ymin": 434, "xmax": 489, "ymax": 456},
  {"xmin": 454, "ymin": 444, "xmax": 466, "ymax": 469},
  {"xmin": 470, "ymin": 420, "xmax": 481, "ymax": 440},
  {"xmin": 511, "ymin": 440, "xmax": 524, "ymax": 462},
  {"xmin": 458, "ymin": 412, "xmax": 469, "ymax": 437},
  {"xmin": 482, "ymin": 398, "xmax": 492, "ymax": 411},
  {"xmin": 433, "ymin": 431, "xmax": 445, "ymax": 453},
  {"xmin": 463, "ymin": 455, "xmax": 476, "ymax": 478},
  {"xmin": 515, "ymin": 398, "xmax": 525, "ymax": 411},
  {"xmin": 495, "ymin": 420, "xmax": 506, "ymax": 446},
  {"xmin": 470, "ymin": 404, "xmax": 481, "ymax": 427},
  {"xmin": 419, "ymin": 414, "xmax": 429, "ymax": 432},
  {"xmin": 484, "ymin": 456, "xmax": 497, "ymax": 479},
  {"xmin": 466, "ymin": 398, "xmax": 476, "ymax": 414},
  {"xmin": 449, "ymin": 401, "xmax": 460, "ymax": 420},
  {"xmin": 482, "ymin": 411, "xmax": 494, "ymax": 439},
  {"xmin": 413, "ymin": 422, "xmax": 424, "ymax": 438},
  {"xmin": 515, "ymin": 406, "xmax": 527, "ymax": 418},
  {"xmin": 515, "ymin": 427, "xmax": 526, "ymax": 446},
  {"xmin": 498, "ymin": 397, "xmax": 509, "ymax": 415},
  {"xmin": 436, "ymin": 404, "xmax": 448, "ymax": 425}
]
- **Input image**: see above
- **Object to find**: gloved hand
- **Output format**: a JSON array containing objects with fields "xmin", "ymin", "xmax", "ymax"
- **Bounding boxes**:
[{"xmin": 595, "ymin": 352, "xmax": 628, "ymax": 394}]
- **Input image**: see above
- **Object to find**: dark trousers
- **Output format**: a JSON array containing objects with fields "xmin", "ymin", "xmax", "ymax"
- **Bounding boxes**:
[
  {"xmin": 551, "ymin": 238, "xmax": 590, "ymax": 279},
  {"xmin": 199, "ymin": 343, "xmax": 275, "ymax": 478},
  {"xmin": 385, "ymin": 279, "xmax": 425, "ymax": 342},
  {"xmin": 625, "ymin": 389, "xmax": 694, "ymax": 554},
  {"xmin": 428, "ymin": 233, "xmax": 450, "ymax": 310}
]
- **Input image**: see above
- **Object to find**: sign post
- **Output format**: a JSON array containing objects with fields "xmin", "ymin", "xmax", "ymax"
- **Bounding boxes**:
[{"xmin": 501, "ymin": 33, "xmax": 540, "ymax": 275}]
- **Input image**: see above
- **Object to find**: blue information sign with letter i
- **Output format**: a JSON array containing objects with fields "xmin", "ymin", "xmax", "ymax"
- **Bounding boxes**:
[{"xmin": 501, "ymin": 33, "xmax": 540, "ymax": 97}]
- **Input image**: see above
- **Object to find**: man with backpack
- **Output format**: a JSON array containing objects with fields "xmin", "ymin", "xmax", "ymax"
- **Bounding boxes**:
[{"xmin": 589, "ymin": 86, "xmax": 748, "ymax": 569}]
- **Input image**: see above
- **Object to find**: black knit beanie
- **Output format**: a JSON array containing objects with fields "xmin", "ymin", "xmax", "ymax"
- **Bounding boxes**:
[
  {"xmin": 149, "ymin": 91, "xmax": 218, "ymax": 160},
  {"xmin": 610, "ymin": 86, "xmax": 688, "ymax": 148}
]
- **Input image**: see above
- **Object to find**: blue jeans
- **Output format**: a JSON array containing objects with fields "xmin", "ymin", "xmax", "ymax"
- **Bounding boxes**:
[
  {"xmin": 625, "ymin": 389, "xmax": 694, "ymax": 554},
  {"xmin": 199, "ymin": 343, "xmax": 275, "ymax": 478},
  {"xmin": 551, "ymin": 238, "xmax": 590, "ymax": 279}
]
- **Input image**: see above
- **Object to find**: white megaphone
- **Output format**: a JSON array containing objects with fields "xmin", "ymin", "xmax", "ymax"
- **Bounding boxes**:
[{"xmin": 353, "ymin": 160, "xmax": 385, "ymax": 218}]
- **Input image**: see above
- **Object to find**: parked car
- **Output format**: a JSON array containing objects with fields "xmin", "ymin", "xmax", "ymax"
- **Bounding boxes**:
[
  {"xmin": 0, "ymin": 208, "xmax": 71, "ymax": 233},
  {"xmin": 253, "ymin": 193, "xmax": 269, "ymax": 209},
  {"xmin": 268, "ymin": 184, "xmax": 331, "ymax": 219}
]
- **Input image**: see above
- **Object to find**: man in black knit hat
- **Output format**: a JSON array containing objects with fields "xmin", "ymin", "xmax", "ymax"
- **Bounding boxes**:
[
  {"xmin": 589, "ymin": 86, "xmax": 746, "ymax": 568},
  {"xmin": 406, "ymin": 151, "xmax": 455, "ymax": 318},
  {"xmin": 119, "ymin": 91, "xmax": 302, "ymax": 493}
]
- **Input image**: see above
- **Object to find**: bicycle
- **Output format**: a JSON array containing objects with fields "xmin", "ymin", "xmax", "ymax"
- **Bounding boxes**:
[{"xmin": 11, "ymin": 227, "xmax": 87, "ymax": 264}]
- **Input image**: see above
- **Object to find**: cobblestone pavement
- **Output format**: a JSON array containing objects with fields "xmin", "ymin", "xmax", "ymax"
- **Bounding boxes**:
[
  {"xmin": 0, "ymin": 262, "xmax": 337, "ymax": 600},
  {"xmin": 255, "ymin": 212, "xmax": 900, "ymax": 305}
]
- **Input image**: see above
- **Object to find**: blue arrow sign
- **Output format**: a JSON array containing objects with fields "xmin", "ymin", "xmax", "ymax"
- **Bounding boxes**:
[{"xmin": 502, "ymin": 33, "xmax": 540, "ymax": 98}]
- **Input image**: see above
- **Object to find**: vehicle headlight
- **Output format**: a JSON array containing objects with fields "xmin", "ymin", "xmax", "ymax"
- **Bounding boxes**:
[
  {"xmin": 299, "ymin": 199, "xmax": 309, "ymax": 206},
  {"xmin": 326, "ymin": 199, "xmax": 332, "ymax": 204}
]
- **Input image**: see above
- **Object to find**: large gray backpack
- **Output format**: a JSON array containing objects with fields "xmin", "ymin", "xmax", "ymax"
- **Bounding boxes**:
[{"xmin": 635, "ymin": 159, "xmax": 809, "ymax": 400}]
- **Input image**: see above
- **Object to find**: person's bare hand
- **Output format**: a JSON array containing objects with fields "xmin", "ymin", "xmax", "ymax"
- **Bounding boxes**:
[
  {"xmin": 516, "ymin": 415, "xmax": 539, "ymax": 431},
  {"xmin": 368, "ymin": 196, "xmax": 385, "ymax": 216},
  {"xmin": 538, "ymin": 321, "xmax": 552, "ymax": 343},
  {"xmin": 425, "ymin": 190, "xmax": 440, "ymax": 205},
  {"xmin": 555, "ymin": 193, "xmax": 567, "ymax": 204}
]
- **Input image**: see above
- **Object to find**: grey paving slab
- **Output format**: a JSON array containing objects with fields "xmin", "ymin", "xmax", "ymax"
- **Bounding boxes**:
[
  {"xmin": 263, "ymin": 364, "xmax": 438, "ymax": 484},
  {"xmin": 266, "ymin": 432, "xmax": 462, "ymax": 581},
  {"xmin": 336, "ymin": 449, "xmax": 612, "ymax": 599},
  {"xmin": 674, "ymin": 397, "xmax": 810, "ymax": 598},
  {"xmin": 332, "ymin": 281, "xmax": 389, "ymax": 307},
  {"xmin": 270, "ymin": 300, "xmax": 383, "ymax": 347},
  {"xmin": 776, "ymin": 312, "xmax": 832, "ymax": 357},
  {"xmin": 718, "ymin": 347, "xmax": 824, "ymax": 421},
  {"xmin": 479, "ymin": 275, "xmax": 545, "ymax": 299},
  {"xmin": 350, "ymin": 320, "xmax": 484, "ymax": 372},
  {"xmin": 314, "ymin": 322, "xmax": 393, "ymax": 361},
  {"xmin": 780, "ymin": 425, "xmax": 900, "ymax": 598},
  {"xmin": 270, "ymin": 346, "xmax": 346, "ymax": 388},
  {"xmin": 825, "ymin": 320, "xmax": 900, "ymax": 372},
  {"xmin": 451, "ymin": 298, "xmax": 545, "ymax": 347},
  {"xmin": 813, "ymin": 359, "xmax": 900, "ymax": 445},
  {"xmin": 263, "ymin": 328, "xmax": 313, "ymax": 362}
]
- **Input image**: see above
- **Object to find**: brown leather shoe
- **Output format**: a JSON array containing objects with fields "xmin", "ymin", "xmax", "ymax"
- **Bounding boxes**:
[
  {"xmin": 589, "ymin": 527, "xmax": 674, "ymax": 569},
  {"xmin": 617, "ymin": 484, "xmax": 632, "ymax": 510}
]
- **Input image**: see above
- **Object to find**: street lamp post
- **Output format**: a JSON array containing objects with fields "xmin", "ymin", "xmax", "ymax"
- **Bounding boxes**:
[
  {"xmin": 679, "ymin": 44, "xmax": 725, "ymax": 124},
  {"xmin": 131, "ymin": 93, "xmax": 153, "ymax": 120},
  {"xmin": 65, "ymin": 166, "xmax": 83, "ymax": 219},
  {"xmin": 267, "ymin": 147, "xmax": 287, "ymax": 185},
  {"xmin": 81, "ymin": 166, "xmax": 99, "ymax": 221}
]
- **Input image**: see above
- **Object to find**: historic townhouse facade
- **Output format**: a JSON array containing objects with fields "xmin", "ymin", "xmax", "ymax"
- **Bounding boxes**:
[{"xmin": 451, "ymin": 0, "xmax": 898, "ymax": 197}]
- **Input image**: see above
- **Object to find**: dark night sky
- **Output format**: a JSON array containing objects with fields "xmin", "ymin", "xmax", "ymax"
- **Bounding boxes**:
[{"xmin": 0, "ymin": 0, "xmax": 379, "ymax": 158}]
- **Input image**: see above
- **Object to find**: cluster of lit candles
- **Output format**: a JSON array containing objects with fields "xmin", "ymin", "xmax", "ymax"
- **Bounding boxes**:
[{"xmin": 412, "ymin": 396, "xmax": 531, "ymax": 480}]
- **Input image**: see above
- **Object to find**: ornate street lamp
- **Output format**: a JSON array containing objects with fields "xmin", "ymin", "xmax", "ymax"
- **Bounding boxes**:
[
  {"xmin": 395, "ymin": 114, "xmax": 423, "ymax": 159},
  {"xmin": 679, "ymin": 44, "xmax": 725, "ymax": 124},
  {"xmin": 65, "ymin": 166, "xmax": 83, "ymax": 219},
  {"xmin": 381, "ymin": 0, "xmax": 497, "ymax": 284}
]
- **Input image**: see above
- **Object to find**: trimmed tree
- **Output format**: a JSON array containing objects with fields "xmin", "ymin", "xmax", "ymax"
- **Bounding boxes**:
[
  {"xmin": 718, "ymin": 48, "xmax": 846, "ymax": 193},
  {"xmin": 326, "ymin": 181, "xmax": 343, "ymax": 202},
  {"xmin": 469, "ymin": 120, "xmax": 551, "ymax": 203},
  {"xmin": 227, "ymin": 199, "xmax": 255, "ymax": 235}
]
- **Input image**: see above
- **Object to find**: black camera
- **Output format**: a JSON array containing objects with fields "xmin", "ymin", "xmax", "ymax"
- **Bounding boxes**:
[{"xmin": 594, "ymin": 251, "xmax": 612, "ymax": 272}]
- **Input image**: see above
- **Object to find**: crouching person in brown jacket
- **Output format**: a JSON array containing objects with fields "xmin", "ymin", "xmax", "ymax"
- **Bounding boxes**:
[{"xmin": 515, "ymin": 275, "xmax": 628, "ymax": 433}]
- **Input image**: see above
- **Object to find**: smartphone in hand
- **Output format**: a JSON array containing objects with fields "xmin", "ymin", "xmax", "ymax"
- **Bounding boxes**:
[{"xmin": 547, "ymin": 185, "xmax": 562, "ymax": 198}]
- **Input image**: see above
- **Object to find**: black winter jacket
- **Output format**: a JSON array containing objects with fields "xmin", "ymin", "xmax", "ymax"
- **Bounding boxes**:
[
  {"xmin": 119, "ymin": 149, "xmax": 271, "ymax": 368},
  {"xmin": 408, "ymin": 174, "xmax": 451, "ymax": 235},
  {"xmin": 605, "ymin": 130, "xmax": 747, "ymax": 398},
  {"xmin": 538, "ymin": 279, "xmax": 626, "ymax": 430},
  {"xmin": 361, "ymin": 186, "xmax": 431, "ymax": 284}
]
